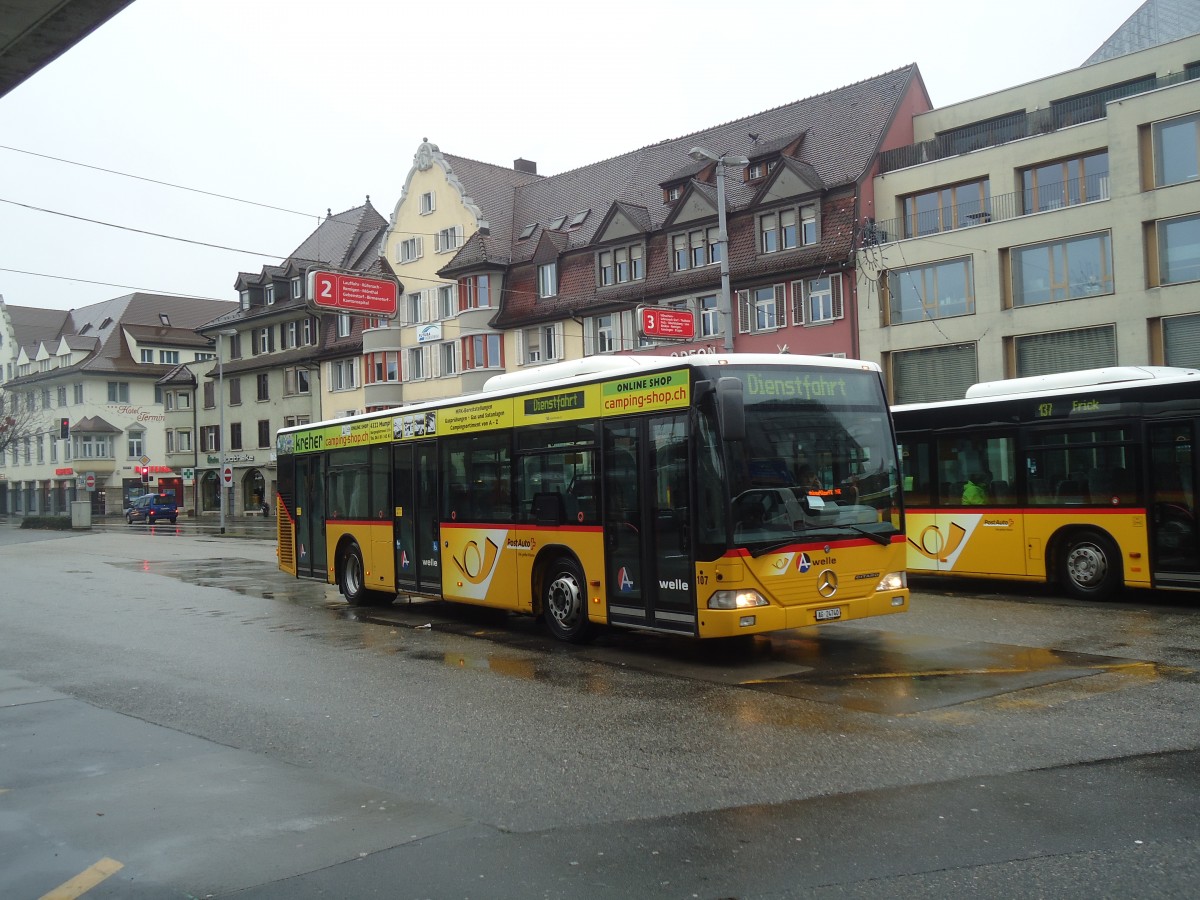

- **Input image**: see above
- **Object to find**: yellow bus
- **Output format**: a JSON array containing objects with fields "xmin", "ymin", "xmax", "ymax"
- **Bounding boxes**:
[
  {"xmin": 892, "ymin": 366, "xmax": 1200, "ymax": 600},
  {"xmin": 275, "ymin": 354, "xmax": 909, "ymax": 642}
]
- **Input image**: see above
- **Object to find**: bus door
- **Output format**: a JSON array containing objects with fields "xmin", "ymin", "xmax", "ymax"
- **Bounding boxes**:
[
  {"xmin": 294, "ymin": 454, "xmax": 326, "ymax": 580},
  {"xmin": 603, "ymin": 415, "xmax": 695, "ymax": 635},
  {"xmin": 1149, "ymin": 421, "xmax": 1200, "ymax": 580},
  {"xmin": 393, "ymin": 441, "xmax": 441, "ymax": 594}
]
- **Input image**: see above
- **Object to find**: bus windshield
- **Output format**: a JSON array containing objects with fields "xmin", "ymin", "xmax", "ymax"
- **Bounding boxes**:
[{"xmin": 718, "ymin": 365, "xmax": 901, "ymax": 553}]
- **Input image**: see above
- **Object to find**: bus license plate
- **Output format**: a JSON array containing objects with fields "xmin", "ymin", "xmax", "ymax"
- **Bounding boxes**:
[{"xmin": 815, "ymin": 607, "xmax": 842, "ymax": 621}]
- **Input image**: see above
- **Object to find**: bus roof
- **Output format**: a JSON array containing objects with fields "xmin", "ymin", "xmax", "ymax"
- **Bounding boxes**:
[
  {"xmin": 895, "ymin": 366, "xmax": 1200, "ymax": 413},
  {"xmin": 278, "ymin": 353, "xmax": 883, "ymax": 435}
]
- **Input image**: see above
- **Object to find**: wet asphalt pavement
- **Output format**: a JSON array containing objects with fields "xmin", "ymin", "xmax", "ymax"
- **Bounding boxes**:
[{"xmin": 1, "ymin": 520, "xmax": 1198, "ymax": 897}]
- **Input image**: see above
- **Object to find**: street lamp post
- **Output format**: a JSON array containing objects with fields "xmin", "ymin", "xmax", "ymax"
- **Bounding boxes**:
[
  {"xmin": 215, "ymin": 328, "xmax": 238, "ymax": 534},
  {"xmin": 689, "ymin": 146, "xmax": 749, "ymax": 353}
]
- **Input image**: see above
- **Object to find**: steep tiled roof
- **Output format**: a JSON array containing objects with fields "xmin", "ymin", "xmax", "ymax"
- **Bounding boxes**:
[
  {"xmin": 500, "ymin": 66, "xmax": 918, "ymax": 265},
  {"xmin": 4, "ymin": 302, "xmax": 70, "ymax": 353},
  {"xmin": 285, "ymin": 201, "xmax": 388, "ymax": 272}
]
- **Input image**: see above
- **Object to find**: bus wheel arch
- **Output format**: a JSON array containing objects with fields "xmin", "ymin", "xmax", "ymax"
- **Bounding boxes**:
[
  {"xmin": 1053, "ymin": 527, "xmax": 1122, "ymax": 601},
  {"xmin": 535, "ymin": 549, "xmax": 594, "ymax": 643}
]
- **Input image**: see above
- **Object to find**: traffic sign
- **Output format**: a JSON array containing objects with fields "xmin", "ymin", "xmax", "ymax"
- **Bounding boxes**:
[
  {"xmin": 85, "ymin": 472, "xmax": 96, "ymax": 490},
  {"xmin": 308, "ymin": 270, "xmax": 398, "ymax": 317},
  {"xmin": 639, "ymin": 305, "xmax": 696, "ymax": 340},
  {"xmin": 222, "ymin": 465, "xmax": 234, "ymax": 487}
]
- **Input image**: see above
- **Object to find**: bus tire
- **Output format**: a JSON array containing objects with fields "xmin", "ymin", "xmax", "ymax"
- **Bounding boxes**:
[
  {"xmin": 542, "ymin": 556, "xmax": 593, "ymax": 643},
  {"xmin": 1059, "ymin": 529, "xmax": 1121, "ymax": 601},
  {"xmin": 340, "ymin": 541, "xmax": 372, "ymax": 606}
]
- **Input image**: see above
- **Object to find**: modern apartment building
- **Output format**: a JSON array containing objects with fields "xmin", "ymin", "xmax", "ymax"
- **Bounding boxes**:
[{"xmin": 857, "ymin": 31, "xmax": 1200, "ymax": 403}]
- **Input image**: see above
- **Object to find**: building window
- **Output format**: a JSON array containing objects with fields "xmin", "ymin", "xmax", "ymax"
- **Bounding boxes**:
[
  {"xmin": 459, "ymin": 275, "xmax": 490, "ymax": 309},
  {"xmin": 76, "ymin": 435, "xmax": 112, "ymax": 459},
  {"xmin": 699, "ymin": 294, "xmax": 720, "ymax": 338},
  {"xmin": 672, "ymin": 226, "xmax": 719, "ymax": 271},
  {"xmin": 140, "ymin": 349, "xmax": 153, "ymax": 363},
  {"xmin": 1163, "ymin": 313, "xmax": 1200, "ymax": 367},
  {"xmin": 228, "ymin": 377, "xmax": 241, "ymax": 406},
  {"xmin": 522, "ymin": 324, "xmax": 562, "ymax": 364},
  {"xmin": 228, "ymin": 333, "xmax": 242, "ymax": 358},
  {"xmin": 157, "ymin": 350, "xmax": 177, "ymax": 365},
  {"xmin": 367, "ymin": 351, "xmax": 400, "ymax": 384},
  {"xmin": 1011, "ymin": 232, "xmax": 1113, "ymax": 305},
  {"xmin": 399, "ymin": 237, "xmax": 423, "ymax": 263},
  {"xmin": 737, "ymin": 285, "xmax": 785, "ymax": 334},
  {"xmin": 265, "ymin": 284, "xmax": 275, "ymax": 305},
  {"xmin": 230, "ymin": 423, "xmax": 243, "ymax": 451},
  {"xmin": 437, "ymin": 285, "xmax": 456, "ymax": 319},
  {"xmin": 598, "ymin": 243, "xmax": 644, "ymax": 286},
  {"xmin": 203, "ymin": 382, "xmax": 215, "ymax": 409},
  {"xmin": 439, "ymin": 342, "xmax": 459, "ymax": 376},
  {"xmin": 435, "ymin": 226, "xmax": 462, "ymax": 253},
  {"xmin": 1152, "ymin": 112, "xmax": 1200, "ymax": 187},
  {"xmin": 463, "ymin": 334, "xmax": 503, "ymax": 370},
  {"xmin": 256, "ymin": 327, "xmax": 273, "ymax": 354},
  {"xmin": 57, "ymin": 386, "xmax": 67, "ymax": 406},
  {"xmin": 127, "ymin": 429, "xmax": 144, "ymax": 458},
  {"xmin": 284, "ymin": 416, "xmax": 310, "ymax": 428},
  {"xmin": 903, "ymin": 179, "xmax": 991, "ymax": 236},
  {"xmin": 1021, "ymin": 152, "xmax": 1108, "ymax": 214},
  {"xmin": 537, "ymin": 263, "xmax": 557, "ymax": 298},
  {"xmin": 176, "ymin": 429, "xmax": 193, "ymax": 452},
  {"xmin": 302, "ymin": 317, "xmax": 317, "ymax": 345},
  {"xmin": 1014, "ymin": 325, "xmax": 1116, "ymax": 377},
  {"xmin": 889, "ymin": 343, "xmax": 978, "ymax": 404},
  {"xmin": 759, "ymin": 204, "xmax": 817, "ymax": 253},
  {"xmin": 258, "ymin": 420, "xmax": 271, "ymax": 448},
  {"xmin": 419, "ymin": 191, "xmax": 435, "ymax": 214},
  {"xmin": 337, "ymin": 314, "xmax": 351, "ymax": 338},
  {"xmin": 201, "ymin": 426, "xmax": 220, "ymax": 453},
  {"xmin": 329, "ymin": 358, "xmax": 358, "ymax": 391},
  {"xmin": 284, "ymin": 321, "xmax": 299, "ymax": 348},
  {"xmin": 792, "ymin": 275, "xmax": 843, "ymax": 325},
  {"xmin": 107, "ymin": 381, "xmax": 129, "ymax": 403},
  {"xmin": 284, "ymin": 368, "xmax": 311, "ymax": 396},
  {"xmin": 291, "ymin": 276, "xmax": 303, "ymax": 299},
  {"xmin": 1156, "ymin": 214, "xmax": 1200, "ymax": 285},
  {"xmin": 886, "ymin": 258, "xmax": 975, "ymax": 324},
  {"xmin": 592, "ymin": 314, "xmax": 616, "ymax": 353},
  {"xmin": 406, "ymin": 347, "xmax": 426, "ymax": 380},
  {"xmin": 406, "ymin": 291, "xmax": 426, "ymax": 324},
  {"xmin": 73, "ymin": 383, "xmax": 84, "ymax": 404},
  {"xmin": 257, "ymin": 373, "xmax": 269, "ymax": 402}
]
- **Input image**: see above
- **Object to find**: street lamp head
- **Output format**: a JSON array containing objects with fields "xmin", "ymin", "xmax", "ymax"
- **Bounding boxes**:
[{"xmin": 688, "ymin": 146, "xmax": 749, "ymax": 167}]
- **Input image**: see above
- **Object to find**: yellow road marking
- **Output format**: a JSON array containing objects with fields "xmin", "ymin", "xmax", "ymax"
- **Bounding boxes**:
[{"xmin": 40, "ymin": 858, "xmax": 124, "ymax": 899}]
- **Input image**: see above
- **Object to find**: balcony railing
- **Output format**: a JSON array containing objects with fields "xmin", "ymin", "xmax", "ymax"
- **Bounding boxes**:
[
  {"xmin": 879, "ymin": 70, "xmax": 1198, "ymax": 174},
  {"xmin": 867, "ymin": 172, "xmax": 1109, "ymax": 245}
]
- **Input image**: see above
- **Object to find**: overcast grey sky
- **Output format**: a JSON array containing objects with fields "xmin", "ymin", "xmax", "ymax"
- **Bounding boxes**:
[{"xmin": 0, "ymin": 0, "xmax": 1146, "ymax": 312}]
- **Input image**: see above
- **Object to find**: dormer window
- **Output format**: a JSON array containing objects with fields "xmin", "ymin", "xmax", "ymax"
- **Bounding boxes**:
[
  {"xmin": 291, "ymin": 276, "xmax": 303, "ymax": 299},
  {"xmin": 159, "ymin": 313, "xmax": 170, "ymax": 326},
  {"xmin": 265, "ymin": 284, "xmax": 276, "ymax": 305},
  {"xmin": 518, "ymin": 224, "xmax": 537, "ymax": 240},
  {"xmin": 665, "ymin": 185, "xmax": 682, "ymax": 203},
  {"xmin": 240, "ymin": 290, "xmax": 251, "ymax": 310},
  {"xmin": 568, "ymin": 209, "xmax": 590, "ymax": 228},
  {"xmin": 548, "ymin": 216, "xmax": 566, "ymax": 231},
  {"xmin": 100, "ymin": 317, "xmax": 112, "ymax": 329},
  {"xmin": 747, "ymin": 162, "xmax": 766, "ymax": 180}
]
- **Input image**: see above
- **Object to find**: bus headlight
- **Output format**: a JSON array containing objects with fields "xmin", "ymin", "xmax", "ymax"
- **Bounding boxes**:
[
  {"xmin": 875, "ymin": 571, "xmax": 907, "ymax": 592},
  {"xmin": 708, "ymin": 590, "xmax": 769, "ymax": 609}
]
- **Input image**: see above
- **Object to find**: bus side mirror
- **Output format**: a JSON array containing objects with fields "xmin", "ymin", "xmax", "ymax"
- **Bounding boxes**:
[{"xmin": 717, "ymin": 377, "xmax": 745, "ymax": 441}]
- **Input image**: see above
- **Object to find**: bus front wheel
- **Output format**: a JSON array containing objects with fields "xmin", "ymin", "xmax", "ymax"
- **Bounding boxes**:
[
  {"xmin": 542, "ymin": 556, "xmax": 593, "ymax": 643},
  {"xmin": 1059, "ymin": 530, "xmax": 1121, "ymax": 601}
]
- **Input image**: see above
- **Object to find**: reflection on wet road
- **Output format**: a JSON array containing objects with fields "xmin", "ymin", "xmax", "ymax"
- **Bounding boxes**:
[{"xmin": 118, "ymin": 558, "xmax": 1168, "ymax": 716}]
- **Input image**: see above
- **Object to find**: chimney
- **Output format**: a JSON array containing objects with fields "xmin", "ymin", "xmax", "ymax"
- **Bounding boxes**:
[{"xmin": 514, "ymin": 158, "xmax": 537, "ymax": 175}]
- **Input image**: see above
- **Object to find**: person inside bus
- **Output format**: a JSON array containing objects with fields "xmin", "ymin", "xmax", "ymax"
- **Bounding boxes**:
[
  {"xmin": 962, "ymin": 471, "xmax": 989, "ymax": 505},
  {"xmin": 797, "ymin": 465, "xmax": 823, "ymax": 492}
]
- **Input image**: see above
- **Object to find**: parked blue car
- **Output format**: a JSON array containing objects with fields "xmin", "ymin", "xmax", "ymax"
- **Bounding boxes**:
[{"xmin": 126, "ymin": 493, "xmax": 178, "ymax": 525}]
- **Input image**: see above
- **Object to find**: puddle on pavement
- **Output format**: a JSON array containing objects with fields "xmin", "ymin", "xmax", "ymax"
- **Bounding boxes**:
[{"xmin": 118, "ymin": 558, "xmax": 1170, "ymax": 715}]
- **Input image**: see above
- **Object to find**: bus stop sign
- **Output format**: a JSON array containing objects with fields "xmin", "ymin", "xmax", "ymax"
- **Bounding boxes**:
[{"xmin": 309, "ymin": 270, "xmax": 398, "ymax": 318}]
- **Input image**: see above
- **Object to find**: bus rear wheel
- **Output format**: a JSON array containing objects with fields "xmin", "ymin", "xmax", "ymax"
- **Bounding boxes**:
[
  {"xmin": 340, "ymin": 541, "xmax": 391, "ymax": 607},
  {"xmin": 1059, "ymin": 530, "xmax": 1121, "ymax": 601},
  {"xmin": 542, "ymin": 556, "xmax": 593, "ymax": 643}
]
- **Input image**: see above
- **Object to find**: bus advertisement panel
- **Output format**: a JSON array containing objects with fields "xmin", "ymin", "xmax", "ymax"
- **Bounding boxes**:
[{"xmin": 275, "ymin": 354, "xmax": 908, "ymax": 642}]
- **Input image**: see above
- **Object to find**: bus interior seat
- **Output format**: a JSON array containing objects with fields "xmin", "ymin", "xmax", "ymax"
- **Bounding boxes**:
[
  {"xmin": 990, "ymin": 479, "xmax": 1009, "ymax": 503},
  {"xmin": 531, "ymin": 491, "xmax": 566, "ymax": 525},
  {"xmin": 1055, "ymin": 480, "xmax": 1089, "ymax": 504}
]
